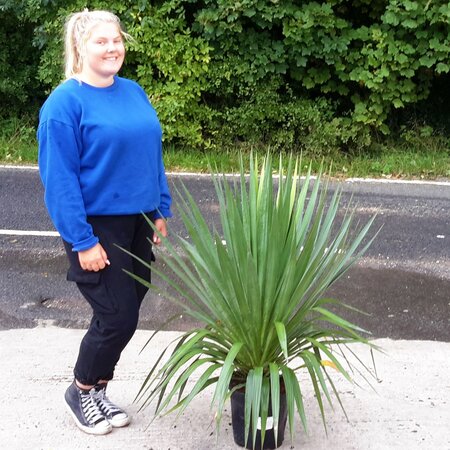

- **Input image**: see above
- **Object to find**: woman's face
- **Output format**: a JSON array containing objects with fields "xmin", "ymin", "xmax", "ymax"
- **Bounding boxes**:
[{"xmin": 82, "ymin": 22, "xmax": 125, "ymax": 86}]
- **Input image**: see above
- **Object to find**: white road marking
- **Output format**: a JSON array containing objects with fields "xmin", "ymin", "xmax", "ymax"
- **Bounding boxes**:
[
  {"xmin": 346, "ymin": 177, "xmax": 450, "ymax": 186},
  {"xmin": 0, "ymin": 164, "xmax": 39, "ymax": 170},
  {"xmin": 0, "ymin": 229, "xmax": 59, "ymax": 237},
  {"xmin": 1, "ymin": 164, "xmax": 449, "ymax": 186}
]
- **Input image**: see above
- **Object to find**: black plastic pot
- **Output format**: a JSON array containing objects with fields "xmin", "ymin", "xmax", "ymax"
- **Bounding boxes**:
[{"xmin": 230, "ymin": 385, "xmax": 288, "ymax": 449}]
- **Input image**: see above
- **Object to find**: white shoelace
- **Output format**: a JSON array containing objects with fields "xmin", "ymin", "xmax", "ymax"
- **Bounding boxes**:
[
  {"xmin": 94, "ymin": 388, "xmax": 122, "ymax": 416},
  {"xmin": 80, "ymin": 389, "xmax": 106, "ymax": 425}
]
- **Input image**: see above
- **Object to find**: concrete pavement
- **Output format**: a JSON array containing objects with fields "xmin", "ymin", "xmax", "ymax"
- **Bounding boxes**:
[{"xmin": 1, "ymin": 326, "xmax": 449, "ymax": 449}]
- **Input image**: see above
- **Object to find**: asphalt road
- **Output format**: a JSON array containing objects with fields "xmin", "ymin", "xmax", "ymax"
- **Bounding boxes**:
[{"xmin": 0, "ymin": 166, "xmax": 449, "ymax": 340}]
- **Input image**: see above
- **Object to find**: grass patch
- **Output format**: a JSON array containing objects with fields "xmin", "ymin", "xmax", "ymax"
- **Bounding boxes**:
[
  {"xmin": 323, "ymin": 148, "xmax": 450, "ymax": 180},
  {"xmin": 0, "ymin": 137, "xmax": 38, "ymax": 164},
  {"xmin": 1, "ymin": 123, "xmax": 448, "ymax": 180},
  {"xmin": 0, "ymin": 117, "xmax": 38, "ymax": 164},
  {"xmin": 163, "ymin": 145, "xmax": 450, "ymax": 180}
]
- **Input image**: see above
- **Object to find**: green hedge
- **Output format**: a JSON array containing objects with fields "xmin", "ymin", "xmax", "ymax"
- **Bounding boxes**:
[{"xmin": 1, "ymin": 0, "xmax": 450, "ymax": 153}]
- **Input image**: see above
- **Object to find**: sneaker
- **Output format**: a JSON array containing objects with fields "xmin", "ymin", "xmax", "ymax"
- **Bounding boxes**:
[
  {"xmin": 64, "ymin": 381, "xmax": 112, "ymax": 435},
  {"xmin": 93, "ymin": 382, "xmax": 131, "ymax": 428}
]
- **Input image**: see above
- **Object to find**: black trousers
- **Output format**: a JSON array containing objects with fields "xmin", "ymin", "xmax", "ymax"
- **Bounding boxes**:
[{"xmin": 63, "ymin": 213, "xmax": 154, "ymax": 386}]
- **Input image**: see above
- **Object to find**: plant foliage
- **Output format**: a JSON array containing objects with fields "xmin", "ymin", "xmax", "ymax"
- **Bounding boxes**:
[
  {"xmin": 128, "ymin": 153, "xmax": 379, "ymax": 447},
  {"xmin": 2, "ymin": 1, "xmax": 450, "ymax": 152}
]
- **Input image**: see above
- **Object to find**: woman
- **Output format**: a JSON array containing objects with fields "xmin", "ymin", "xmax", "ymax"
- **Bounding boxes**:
[{"xmin": 37, "ymin": 10, "xmax": 172, "ymax": 435}]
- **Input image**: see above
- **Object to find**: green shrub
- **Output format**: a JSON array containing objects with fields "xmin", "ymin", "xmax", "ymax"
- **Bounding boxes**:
[
  {"xmin": 0, "ymin": 5, "xmax": 44, "ymax": 118},
  {"xmin": 210, "ymin": 77, "xmax": 371, "ymax": 156},
  {"xmin": 2, "ymin": 0, "xmax": 450, "ymax": 156},
  {"xmin": 125, "ymin": 0, "xmax": 212, "ymax": 148}
]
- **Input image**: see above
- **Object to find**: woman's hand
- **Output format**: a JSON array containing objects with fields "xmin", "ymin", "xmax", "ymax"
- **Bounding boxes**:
[
  {"xmin": 152, "ymin": 218, "xmax": 168, "ymax": 245},
  {"xmin": 78, "ymin": 243, "xmax": 110, "ymax": 271}
]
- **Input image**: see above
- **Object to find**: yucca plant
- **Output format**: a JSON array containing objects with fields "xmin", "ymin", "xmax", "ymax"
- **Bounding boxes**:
[{"xmin": 127, "ymin": 153, "xmax": 378, "ymax": 449}]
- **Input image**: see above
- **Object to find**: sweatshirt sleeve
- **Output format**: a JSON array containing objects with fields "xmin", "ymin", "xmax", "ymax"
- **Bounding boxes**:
[
  {"xmin": 154, "ymin": 140, "xmax": 173, "ymax": 220},
  {"xmin": 38, "ymin": 119, "xmax": 99, "ymax": 251}
]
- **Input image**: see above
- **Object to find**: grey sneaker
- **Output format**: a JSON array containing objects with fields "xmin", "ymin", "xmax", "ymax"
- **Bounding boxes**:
[
  {"xmin": 64, "ymin": 381, "xmax": 112, "ymax": 435},
  {"xmin": 93, "ymin": 382, "xmax": 131, "ymax": 428}
]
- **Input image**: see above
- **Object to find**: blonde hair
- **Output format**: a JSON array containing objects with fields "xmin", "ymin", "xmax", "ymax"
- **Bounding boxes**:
[{"xmin": 64, "ymin": 9, "xmax": 132, "ymax": 80}]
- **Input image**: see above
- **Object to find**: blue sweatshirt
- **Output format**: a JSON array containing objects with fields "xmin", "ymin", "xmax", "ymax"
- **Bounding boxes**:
[{"xmin": 38, "ymin": 76, "xmax": 172, "ymax": 251}]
